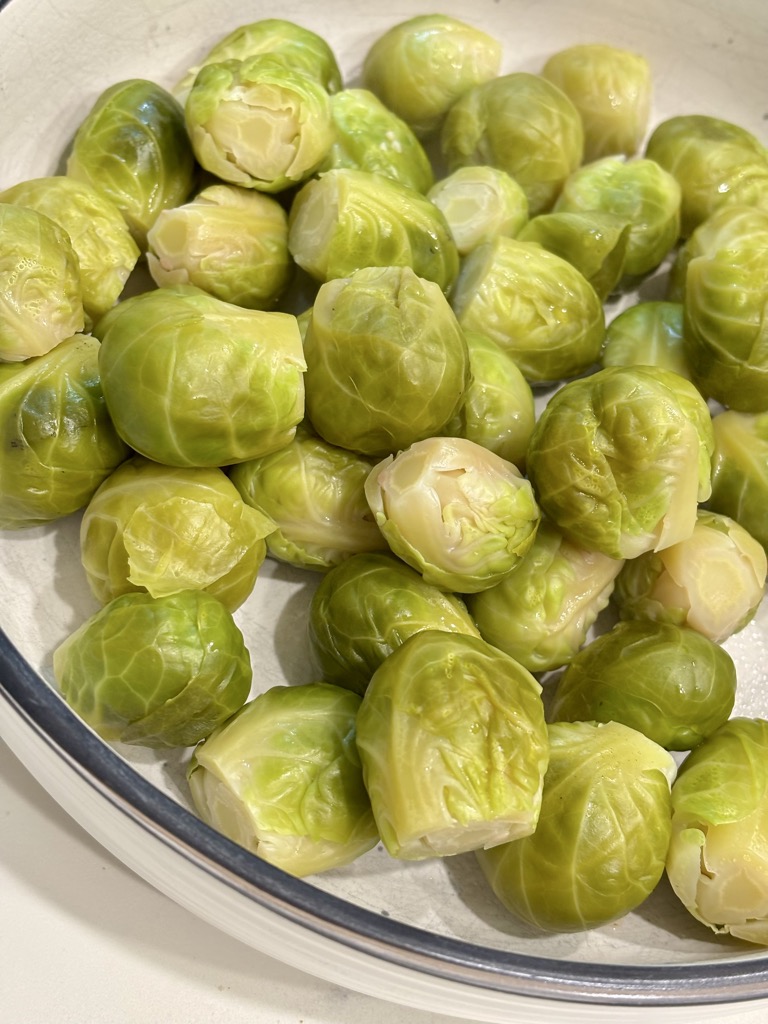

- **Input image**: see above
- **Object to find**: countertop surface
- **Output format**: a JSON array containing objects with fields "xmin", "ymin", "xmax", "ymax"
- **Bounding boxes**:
[{"xmin": 3, "ymin": 736, "xmax": 768, "ymax": 1024}]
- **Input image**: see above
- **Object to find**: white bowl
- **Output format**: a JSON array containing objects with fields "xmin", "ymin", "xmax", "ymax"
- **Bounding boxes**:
[{"xmin": 1, "ymin": 1, "xmax": 768, "ymax": 1021}]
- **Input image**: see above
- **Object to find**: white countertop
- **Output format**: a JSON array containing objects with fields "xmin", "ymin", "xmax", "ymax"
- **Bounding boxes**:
[{"xmin": 3, "ymin": 735, "xmax": 768, "ymax": 1024}]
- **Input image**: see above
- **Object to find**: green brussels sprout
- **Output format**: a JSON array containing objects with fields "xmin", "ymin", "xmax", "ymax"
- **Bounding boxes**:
[
  {"xmin": 361, "ymin": 14, "xmax": 502, "ymax": 138},
  {"xmin": 145, "ymin": 183, "xmax": 292, "ymax": 310},
  {"xmin": 0, "ymin": 334, "xmax": 129, "ymax": 529},
  {"xmin": 228, "ymin": 426, "xmax": 388, "ymax": 572},
  {"xmin": 666, "ymin": 717, "xmax": 768, "ymax": 945},
  {"xmin": 549, "ymin": 620, "xmax": 738, "ymax": 751},
  {"xmin": 708, "ymin": 409, "xmax": 768, "ymax": 553},
  {"xmin": 364, "ymin": 436, "xmax": 540, "ymax": 594},
  {"xmin": 450, "ymin": 237, "xmax": 605, "ymax": 384},
  {"xmin": 319, "ymin": 88, "xmax": 434, "ymax": 194},
  {"xmin": 667, "ymin": 204, "xmax": 768, "ymax": 303},
  {"xmin": 683, "ymin": 244, "xmax": 768, "ymax": 412},
  {"xmin": 307, "ymin": 551, "xmax": 481, "ymax": 695},
  {"xmin": 477, "ymin": 720, "xmax": 676, "ymax": 931},
  {"xmin": 441, "ymin": 72, "xmax": 584, "ymax": 216},
  {"xmin": 188, "ymin": 682, "xmax": 378, "ymax": 877},
  {"xmin": 53, "ymin": 589, "xmax": 252, "ymax": 748},
  {"xmin": 356, "ymin": 630, "xmax": 549, "ymax": 859},
  {"xmin": 66, "ymin": 79, "xmax": 195, "ymax": 249},
  {"xmin": 466, "ymin": 518, "xmax": 624, "ymax": 673},
  {"xmin": 288, "ymin": 168, "xmax": 459, "ymax": 294},
  {"xmin": 441, "ymin": 330, "xmax": 535, "ymax": 469},
  {"xmin": 517, "ymin": 211, "xmax": 630, "ymax": 301},
  {"xmin": 79, "ymin": 455, "xmax": 275, "ymax": 611},
  {"xmin": 96, "ymin": 285, "xmax": 306, "ymax": 468},
  {"xmin": 0, "ymin": 203, "xmax": 84, "ymax": 361},
  {"xmin": 174, "ymin": 18, "xmax": 343, "ymax": 102},
  {"xmin": 541, "ymin": 43, "xmax": 652, "ymax": 163},
  {"xmin": 553, "ymin": 156, "xmax": 681, "ymax": 277},
  {"xmin": 526, "ymin": 365, "xmax": 715, "ymax": 560},
  {"xmin": 185, "ymin": 55, "xmax": 334, "ymax": 194},
  {"xmin": 645, "ymin": 114, "xmax": 768, "ymax": 237},
  {"xmin": 0, "ymin": 176, "xmax": 139, "ymax": 324},
  {"xmin": 601, "ymin": 300, "xmax": 690, "ymax": 379},
  {"xmin": 301, "ymin": 265, "xmax": 469, "ymax": 457},
  {"xmin": 613, "ymin": 510, "xmax": 767, "ymax": 644},
  {"xmin": 427, "ymin": 166, "xmax": 529, "ymax": 256}
]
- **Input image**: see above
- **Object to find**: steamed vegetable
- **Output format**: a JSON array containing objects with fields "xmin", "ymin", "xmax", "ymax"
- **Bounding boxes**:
[
  {"xmin": 365, "ymin": 436, "xmax": 541, "ymax": 594},
  {"xmin": 356, "ymin": 631, "xmax": 549, "ymax": 859},
  {"xmin": 666, "ymin": 717, "xmax": 768, "ymax": 945},
  {"xmin": 601, "ymin": 300, "xmax": 690, "ymax": 379},
  {"xmin": 307, "ymin": 551, "xmax": 481, "ymax": 695},
  {"xmin": 708, "ymin": 409, "xmax": 768, "ymax": 553},
  {"xmin": 53, "ymin": 589, "xmax": 252, "ymax": 748},
  {"xmin": 477, "ymin": 720, "xmax": 676, "ymax": 931},
  {"xmin": 79, "ymin": 455, "xmax": 275, "ymax": 610},
  {"xmin": 427, "ymin": 165, "xmax": 529, "ymax": 255},
  {"xmin": 188, "ymin": 682, "xmax": 379, "ymax": 877}
]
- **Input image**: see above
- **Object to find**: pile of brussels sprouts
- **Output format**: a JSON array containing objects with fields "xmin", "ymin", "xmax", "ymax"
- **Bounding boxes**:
[{"xmin": 3, "ymin": 12, "xmax": 768, "ymax": 945}]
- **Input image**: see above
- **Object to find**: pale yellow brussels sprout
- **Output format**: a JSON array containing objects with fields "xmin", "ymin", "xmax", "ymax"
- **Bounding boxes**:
[
  {"xmin": 541, "ymin": 43, "xmax": 652, "ymax": 162},
  {"xmin": 441, "ymin": 72, "xmax": 584, "ymax": 216},
  {"xmin": 361, "ymin": 14, "xmax": 502, "ymax": 138},
  {"xmin": 427, "ymin": 166, "xmax": 529, "ymax": 256},
  {"xmin": 185, "ymin": 55, "xmax": 334, "ymax": 193},
  {"xmin": 364, "ymin": 436, "xmax": 541, "ymax": 594},
  {"xmin": 174, "ymin": 18, "xmax": 343, "ymax": 103},
  {"xmin": 0, "ymin": 204, "xmax": 84, "ymax": 361},
  {"xmin": 146, "ymin": 184, "xmax": 292, "ymax": 310},
  {"xmin": 80, "ymin": 455, "xmax": 275, "ymax": 611},
  {"xmin": 450, "ymin": 236, "xmax": 605, "ymax": 384},
  {"xmin": 601, "ymin": 301, "xmax": 691, "ymax": 379},
  {"xmin": 613, "ymin": 509, "xmax": 767, "ymax": 644},
  {"xmin": 0, "ymin": 176, "xmax": 139, "ymax": 324}
]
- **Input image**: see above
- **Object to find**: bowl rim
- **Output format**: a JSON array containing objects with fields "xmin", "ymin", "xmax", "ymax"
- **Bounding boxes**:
[{"xmin": 3, "ymin": 626, "xmax": 768, "ymax": 1009}]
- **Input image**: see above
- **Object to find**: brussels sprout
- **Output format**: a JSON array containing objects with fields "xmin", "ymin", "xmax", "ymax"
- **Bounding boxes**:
[
  {"xmin": 427, "ymin": 166, "xmax": 529, "ymax": 256},
  {"xmin": 541, "ymin": 43, "xmax": 652, "ymax": 163},
  {"xmin": 0, "ymin": 203, "xmax": 84, "ymax": 361},
  {"xmin": 288, "ymin": 168, "xmax": 459, "ymax": 294},
  {"xmin": 441, "ymin": 330, "xmax": 535, "ymax": 469},
  {"xmin": 666, "ymin": 717, "xmax": 768, "ymax": 945},
  {"xmin": 645, "ymin": 114, "xmax": 768, "ymax": 237},
  {"xmin": 307, "ymin": 551, "xmax": 481, "ymax": 695},
  {"xmin": 361, "ymin": 14, "xmax": 502, "ymax": 138},
  {"xmin": 526, "ymin": 365, "xmax": 715, "ymax": 560},
  {"xmin": 0, "ymin": 335, "xmax": 129, "ymax": 529},
  {"xmin": 601, "ymin": 300, "xmax": 690, "ymax": 379},
  {"xmin": 96, "ymin": 285, "xmax": 306, "ymax": 468},
  {"xmin": 549, "ymin": 620, "xmax": 737, "ymax": 751},
  {"xmin": 708, "ymin": 409, "xmax": 768, "ymax": 553},
  {"xmin": 185, "ymin": 55, "xmax": 334, "ymax": 194},
  {"xmin": 301, "ymin": 266, "xmax": 469, "ymax": 457},
  {"xmin": 53, "ymin": 589, "xmax": 252, "ymax": 748},
  {"xmin": 228, "ymin": 426, "xmax": 388, "ymax": 572},
  {"xmin": 188, "ymin": 682, "xmax": 378, "ymax": 877},
  {"xmin": 319, "ymin": 88, "xmax": 434, "ymax": 194},
  {"xmin": 79, "ymin": 455, "xmax": 274, "ymax": 611},
  {"xmin": 0, "ymin": 176, "xmax": 139, "ymax": 324},
  {"xmin": 477, "ymin": 721, "xmax": 676, "ymax": 931},
  {"xmin": 66, "ymin": 79, "xmax": 195, "ymax": 249},
  {"xmin": 364, "ymin": 436, "xmax": 540, "ymax": 594},
  {"xmin": 667, "ymin": 204, "xmax": 768, "ymax": 303},
  {"xmin": 553, "ymin": 156, "xmax": 681, "ymax": 277},
  {"xmin": 356, "ymin": 631, "xmax": 549, "ymax": 859},
  {"xmin": 174, "ymin": 18, "xmax": 343, "ymax": 102},
  {"xmin": 683, "ymin": 245, "xmax": 768, "ymax": 412},
  {"xmin": 145, "ymin": 184, "xmax": 292, "ymax": 310},
  {"xmin": 441, "ymin": 72, "xmax": 584, "ymax": 216},
  {"xmin": 613, "ymin": 510, "xmax": 766, "ymax": 644},
  {"xmin": 517, "ymin": 210, "xmax": 630, "ymax": 301},
  {"xmin": 450, "ymin": 237, "xmax": 605, "ymax": 384},
  {"xmin": 466, "ymin": 518, "xmax": 624, "ymax": 673}
]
